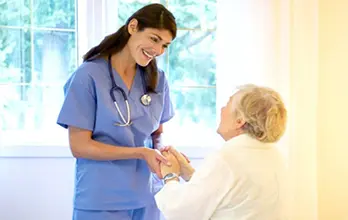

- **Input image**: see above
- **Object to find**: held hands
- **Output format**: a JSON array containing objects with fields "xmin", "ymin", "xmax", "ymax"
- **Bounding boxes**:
[
  {"xmin": 141, "ymin": 146, "xmax": 194, "ymax": 181},
  {"xmin": 141, "ymin": 148, "xmax": 171, "ymax": 178},
  {"xmin": 160, "ymin": 151, "xmax": 181, "ymax": 178},
  {"xmin": 161, "ymin": 146, "xmax": 195, "ymax": 181}
]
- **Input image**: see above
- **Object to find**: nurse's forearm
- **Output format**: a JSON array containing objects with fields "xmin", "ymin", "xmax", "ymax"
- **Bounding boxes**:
[
  {"xmin": 69, "ymin": 126, "xmax": 149, "ymax": 161},
  {"xmin": 71, "ymin": 140, "xmax": 149, "ymax": 161},
  {"xmin": 86, "ymin": 140, "xmax": 149, "ymax": 160}
]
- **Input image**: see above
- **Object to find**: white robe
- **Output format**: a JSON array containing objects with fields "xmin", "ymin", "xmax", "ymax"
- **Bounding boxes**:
[{"xmin": 155, "ymin": 134, "xmax": 289, "ymax": 220}]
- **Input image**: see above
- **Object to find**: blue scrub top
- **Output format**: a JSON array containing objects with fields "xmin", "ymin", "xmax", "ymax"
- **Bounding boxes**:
[{"xmin": 57, "ymin": 57, "xmax": 174, "ymax": 210}]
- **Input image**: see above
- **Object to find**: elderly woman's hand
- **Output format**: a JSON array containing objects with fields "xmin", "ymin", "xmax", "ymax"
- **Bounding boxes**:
[
  {"xmin": 160, "ymin": 151, "xmax": 181, "ymax": 178},
  {"xmin": 163, "ymin": 146, "xmax": 195, "ymax": 181}
]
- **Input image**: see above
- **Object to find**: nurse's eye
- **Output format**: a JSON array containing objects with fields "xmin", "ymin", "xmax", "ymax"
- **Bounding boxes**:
[{"xmin": 150, "ymin": 36, "xmax": 159, "ymax": 43}]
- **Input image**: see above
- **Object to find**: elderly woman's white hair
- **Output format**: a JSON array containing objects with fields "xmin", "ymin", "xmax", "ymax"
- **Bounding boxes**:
[{"xmin": 235, "ymin": 84, "xmax": 287, "ymax": 143}]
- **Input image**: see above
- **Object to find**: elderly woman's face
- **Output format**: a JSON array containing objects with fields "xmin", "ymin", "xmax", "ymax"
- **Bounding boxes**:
[{"xmin": 217, "ymin": 92, "xmax": 246, "ymax": 140}]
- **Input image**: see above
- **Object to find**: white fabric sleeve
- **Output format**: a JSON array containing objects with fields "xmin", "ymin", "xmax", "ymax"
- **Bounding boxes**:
[{"xmin": 155, "ymin": 153, "xmax": 235, "ymax": 220}]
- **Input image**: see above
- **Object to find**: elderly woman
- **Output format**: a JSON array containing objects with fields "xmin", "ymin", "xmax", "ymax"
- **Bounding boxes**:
[{"xmin": 155, "ymin": 84, "xmax": 288, "ymax": 220}]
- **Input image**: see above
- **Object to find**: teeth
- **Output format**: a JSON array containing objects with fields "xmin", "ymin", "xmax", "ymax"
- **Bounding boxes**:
[{"xmin": 143, "ymin": 50, "xmax": 154, "ymax": 58}]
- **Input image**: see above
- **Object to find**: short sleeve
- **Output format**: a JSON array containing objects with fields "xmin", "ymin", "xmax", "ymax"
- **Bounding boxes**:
[
  {"xmin": 160, "ymin": 74, "xmax": 175, "ymax": 124},
  {"xmin": 57, "ymin": 66, "xmax": 96, "ymax": 131}
]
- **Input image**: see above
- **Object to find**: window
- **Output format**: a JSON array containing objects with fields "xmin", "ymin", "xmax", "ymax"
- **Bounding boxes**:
[
  {"xmin": 154, "ymin": 0, "xmax": 218, "ymax": 148},
  {"xmin": 0, "ymin": 0, "xmax": 77, "ymax": 147},
  {"xmin": 0, "ymin": 0, "xmax": 218, "ymax": 149}
]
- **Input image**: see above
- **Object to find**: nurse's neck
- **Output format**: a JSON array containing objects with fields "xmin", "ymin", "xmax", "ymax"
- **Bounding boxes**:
[{"xmin": 110, "ymin": 48, "xmax": 137, "ymax": 77}]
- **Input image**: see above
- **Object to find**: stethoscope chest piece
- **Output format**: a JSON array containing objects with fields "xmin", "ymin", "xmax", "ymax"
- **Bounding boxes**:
[{"xmin": 140, "ymin": 94, "xmax": 151, "ymax": 106}]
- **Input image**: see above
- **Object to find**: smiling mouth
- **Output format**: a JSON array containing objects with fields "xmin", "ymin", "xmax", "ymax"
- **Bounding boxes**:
[{"xmin": 142, "ymin": 49, "xmax": 155, "ymax": 59}]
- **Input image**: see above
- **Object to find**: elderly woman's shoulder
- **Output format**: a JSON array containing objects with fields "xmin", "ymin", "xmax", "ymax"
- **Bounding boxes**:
[
  {"xmin": 215, "ymin": 142, "xmax": 246, "ymax": 166},
  {"xmin": 217, "ymin": 136, "xmax": 285, "ymax": 171}
]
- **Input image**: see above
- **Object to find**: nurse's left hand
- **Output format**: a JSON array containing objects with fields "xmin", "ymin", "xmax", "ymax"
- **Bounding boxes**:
[{"xmin": 141, "ymin": 148, "xmax": 170, "ymax": 178}]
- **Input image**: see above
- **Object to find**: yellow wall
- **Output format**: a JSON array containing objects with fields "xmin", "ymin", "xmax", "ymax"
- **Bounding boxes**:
[
  {"xmin": 317, "ymin": 1, "xmax": 348, "ymax": 219},
  {"xmin": 275, "ymin": 0, "xmax": 348, "ymax": 218},
  {"xmin": 288, "ymin": 0, "xmax": 320, "ymax": 217}
]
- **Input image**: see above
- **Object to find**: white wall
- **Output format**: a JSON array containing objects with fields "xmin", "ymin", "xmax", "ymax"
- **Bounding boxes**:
[
  {"xmin": 0, "ymin": 156, "xmax": 203, "ymax": 220},
  {"xmin": 0, "ymin": 157, "xmax": 75, "ymax": 220}
]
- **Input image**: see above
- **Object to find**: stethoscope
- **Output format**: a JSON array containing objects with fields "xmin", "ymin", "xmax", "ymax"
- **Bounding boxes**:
[{"xmin": 108, "ymin": 55, "xmax": 152, "ymax": 126}]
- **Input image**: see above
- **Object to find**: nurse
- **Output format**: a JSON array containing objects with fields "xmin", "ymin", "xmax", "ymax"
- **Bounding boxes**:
[{"xmin": 57, "ymin": 3, "xmax": 177, "ymax": 220}]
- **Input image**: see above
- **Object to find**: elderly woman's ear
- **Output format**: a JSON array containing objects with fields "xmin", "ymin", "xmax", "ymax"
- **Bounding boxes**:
[{"xmin": 235, "ymin": 117, "xmax": 246, "ymax": 129}]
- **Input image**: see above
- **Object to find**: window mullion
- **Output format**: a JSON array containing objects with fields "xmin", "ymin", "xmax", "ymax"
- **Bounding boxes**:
[{"xmin": 29, "ymin": 0, "xmax": 35, "ymax": 83}]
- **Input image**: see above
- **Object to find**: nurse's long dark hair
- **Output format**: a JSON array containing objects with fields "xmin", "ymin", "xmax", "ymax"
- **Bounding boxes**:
[{"xmin": 83, "ymin": 3, "xmax": 177, "ymax": 93}]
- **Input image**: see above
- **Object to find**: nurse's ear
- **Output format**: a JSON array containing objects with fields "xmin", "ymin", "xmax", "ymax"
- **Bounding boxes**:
[{"xmin": 127, "ymin": 18, "xmax": 139, "ymax": 35}]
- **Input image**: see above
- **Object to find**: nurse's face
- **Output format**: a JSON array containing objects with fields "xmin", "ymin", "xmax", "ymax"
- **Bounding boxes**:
[
  {"xmin": 217, "ymin": 91, "xmax": 246, "ymax": 140},
  {"xmin": 127, "ymin": 19, "xmax": 173, "ymax": 67}
]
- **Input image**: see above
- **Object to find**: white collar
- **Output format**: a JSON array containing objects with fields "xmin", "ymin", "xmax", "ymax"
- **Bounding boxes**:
[{"xmin": 223, "ymin": 134, "xmax": 275, "ymax": 150}]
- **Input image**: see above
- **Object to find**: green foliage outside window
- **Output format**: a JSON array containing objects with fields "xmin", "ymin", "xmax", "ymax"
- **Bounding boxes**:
[{"xmin": 0, "ymin": 0, "xmax": 216, "ymax": 136}]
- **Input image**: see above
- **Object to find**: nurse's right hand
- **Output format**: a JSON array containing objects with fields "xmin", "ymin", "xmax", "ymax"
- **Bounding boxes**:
[{"xmin": 141, "ymin": 148, "xmax": 170, "ymax": 178}]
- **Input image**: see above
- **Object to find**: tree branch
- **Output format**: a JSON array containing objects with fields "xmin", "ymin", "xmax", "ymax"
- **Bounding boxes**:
[
  {"xmin": 175, "ymin": 24, "xmax": 214, "ymax": 50},
  {"xmin": 187, "ymin": 31, "xmax": 213, "ymax": 48}
]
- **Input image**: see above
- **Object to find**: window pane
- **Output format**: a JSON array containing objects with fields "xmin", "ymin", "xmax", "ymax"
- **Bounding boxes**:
[
  {"xmin": 0, "ymin": 85, "xmax": 68, "ymax": 146},
  {"xmin": 117, "ymin": 0, "xmax": 167, "ymax": 25},
  {"xmin": 0, "ymin": 29, "xmax": 76, "ymax": 146},
  {"xmin": 168, "ymin": 30, "xmax": 216, "ymax": 86},
  {"xmin": 165, "ymin": 87, "xmax": 218, "ymax": 147},
  {"xmin": 0, "ymin": 85, "xmax": 21, "ymax": 130},
  {"xmin": 169, "ymin": 0, "xmax": 217, "ymax": 29},
  {"xmin": 0, "ymin": 0, "xmax": 30, "ymax": 26},
  {"xmin": 156, "ymin": 50, "xmax": 168, "ymax": 74},
  {"xmin": 33, "ymin": 0, "xmax": 76, "ymax": 29},
  {"xmin": 0, "ymin": 28, "xmax": 31, "ymax": 84},
  {"xmin": 0, "ymin": 85, "xmax": 39, "ymax": 130},
  {"xmin": 33, "ymin": 31, "xmax": 77, "ymax": 83}
]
